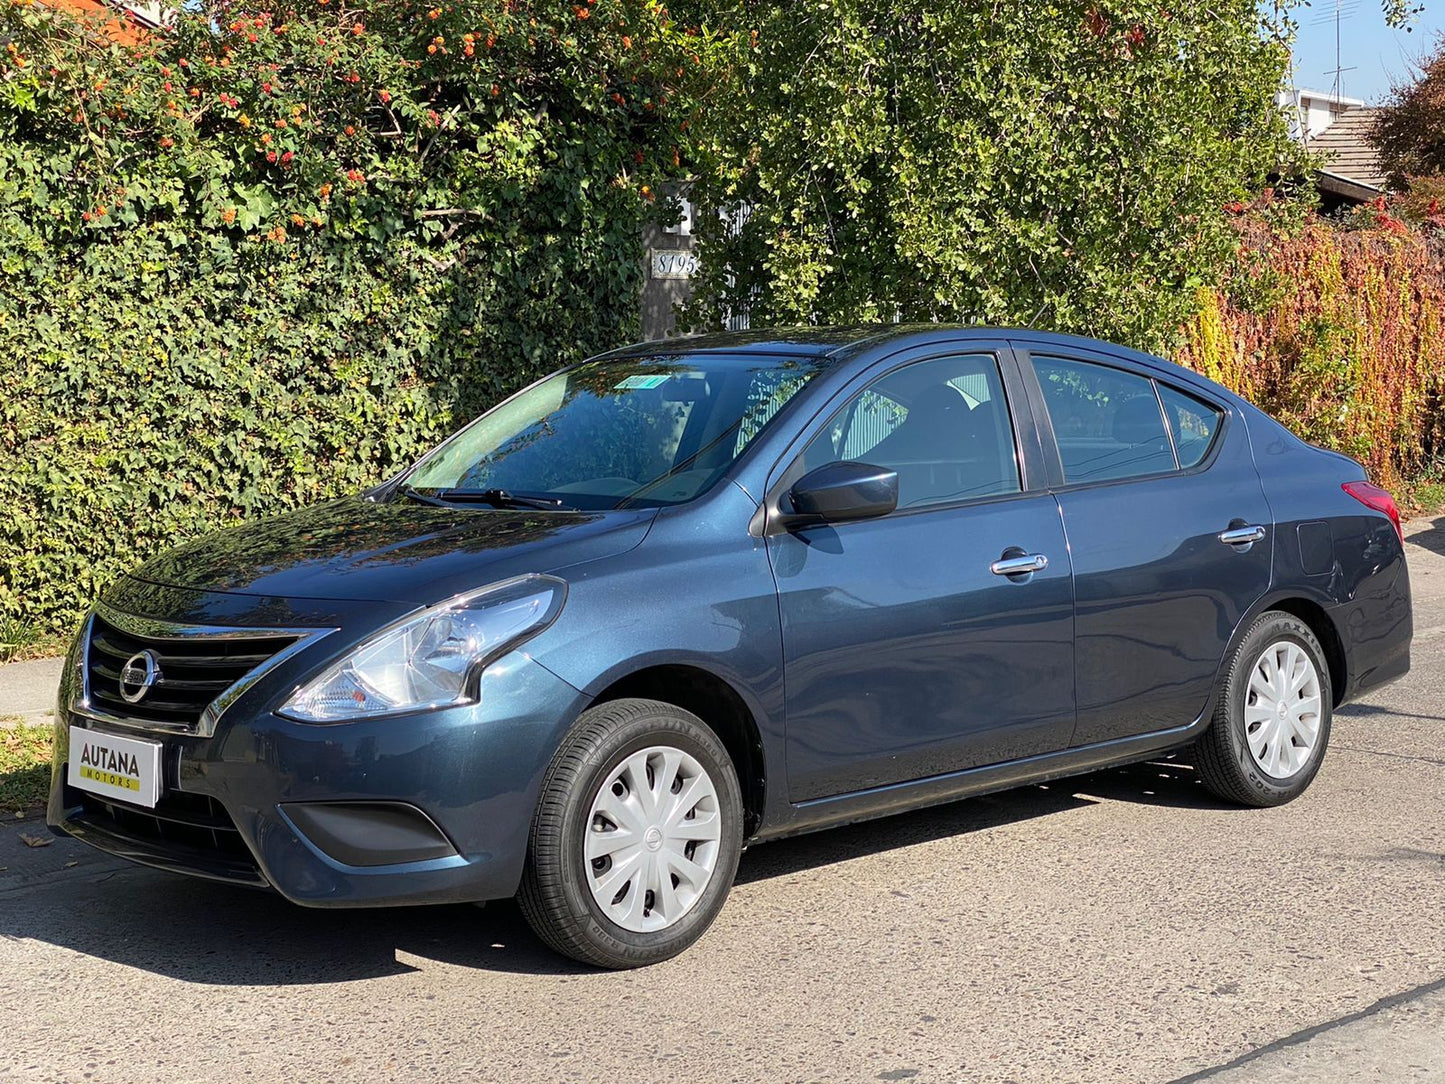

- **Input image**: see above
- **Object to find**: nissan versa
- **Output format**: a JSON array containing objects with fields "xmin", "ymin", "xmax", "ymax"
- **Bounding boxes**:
[{"xmin": 49, "ymin": 327, "xmax": 1412, "ymax": 968}]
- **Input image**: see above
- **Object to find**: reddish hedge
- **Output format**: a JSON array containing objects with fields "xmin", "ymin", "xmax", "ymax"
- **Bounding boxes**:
[{"xmin": 1179, "ymin": 208, "xmax": 1445, "ymax": 492}]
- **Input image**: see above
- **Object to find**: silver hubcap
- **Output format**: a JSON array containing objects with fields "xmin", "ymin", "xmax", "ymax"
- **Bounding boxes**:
[
  {"xmin": 1244, "ymin": 640, "xmax": 1323, "ymax": 779},
  {"xmin": 584, "ymin": 745, "xmax": 722, "ymax": 933}
]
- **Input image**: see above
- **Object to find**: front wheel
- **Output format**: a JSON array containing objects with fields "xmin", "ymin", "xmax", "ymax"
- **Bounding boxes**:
[
  {"xmin": 517, "ymin": 698, "xmax": 744, "ymax": 968},
  {"xmin": 1194, "ymin": 611, "xmax": 1333, "ymax": 807}
]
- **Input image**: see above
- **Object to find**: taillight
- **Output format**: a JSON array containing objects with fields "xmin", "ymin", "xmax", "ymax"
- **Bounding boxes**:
[{"xmin": 1342, "ymin": 481, "xmax": 1403, "ymax": 544}]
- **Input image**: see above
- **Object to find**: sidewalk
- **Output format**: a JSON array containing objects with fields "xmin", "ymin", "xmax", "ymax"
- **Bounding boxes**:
[{"xmin": 0, "ymin": 656, "xmax": 62, "ymax": 723}]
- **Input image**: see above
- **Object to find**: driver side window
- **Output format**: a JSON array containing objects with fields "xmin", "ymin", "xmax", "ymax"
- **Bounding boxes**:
[{"xmin": 800, "ymin": 354, "xmax": 1021, "ymax": 509}]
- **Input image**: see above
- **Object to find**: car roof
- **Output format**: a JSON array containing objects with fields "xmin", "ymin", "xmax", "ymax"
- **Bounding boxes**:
[
  {"xmin": 604, "ymin": 324, "xmax": 1153, "ymax": 362},
  {"xmin": 595, "ymin": 325, "xmax": 904, "ymax": 360},
  {"xmin": 595, "ymin": 324, "xmax": 1236, "ymax": 406}
]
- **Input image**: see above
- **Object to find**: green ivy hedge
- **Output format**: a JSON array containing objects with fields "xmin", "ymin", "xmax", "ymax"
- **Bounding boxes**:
[
  {"xmin": 0, "ymin": 225, "xmax": 646, "ymax": 631},
  {"xmin": 0, "ymin": 0, "xmax": 728, "ymax": 633},
  {"xmin": 680, "ymin": 0, "xmax": 1302, "ymax": 352}
]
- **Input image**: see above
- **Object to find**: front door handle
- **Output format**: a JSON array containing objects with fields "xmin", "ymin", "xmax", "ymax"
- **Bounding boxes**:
[
  {"xmin": 1218, "ymin": 525, "xmax": 1266, "ymax": 546},
  {"xmin": 990, "ymin": 553, "xmax": 1049, "ymax": 577}
]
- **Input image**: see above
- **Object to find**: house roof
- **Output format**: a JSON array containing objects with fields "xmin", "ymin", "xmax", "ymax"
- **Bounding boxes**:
[
  {"xmin": 1307, "ymin": 107, "xmax": 1387, "ymax": 190},
  {"xmin": 40, "ymin": 0, "xmax": 167, "ymax": 44},
  {"xmin": 39, "ymin": 0, "xmax": 140, "ymax": 42},
  {"xmin": 1295, "ymin": 88, "xmax": 1367, "ymax": 108}
]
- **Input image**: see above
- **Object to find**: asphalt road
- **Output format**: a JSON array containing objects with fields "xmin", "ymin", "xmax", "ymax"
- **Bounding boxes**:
[{"xmin": 2, "ymin": 522, "xmax": 1442, "ymax": 1084}]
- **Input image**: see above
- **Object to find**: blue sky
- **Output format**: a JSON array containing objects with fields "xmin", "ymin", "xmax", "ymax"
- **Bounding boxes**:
[{"xmin": 1288, "ymin": 2, "xmax": 1442, "ymax": 103}]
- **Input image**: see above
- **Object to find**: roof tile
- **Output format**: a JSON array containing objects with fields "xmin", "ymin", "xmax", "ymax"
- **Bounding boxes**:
[{"xmin": 1308, "ymin": 107, "xmax": 1388, "ymax": 188}]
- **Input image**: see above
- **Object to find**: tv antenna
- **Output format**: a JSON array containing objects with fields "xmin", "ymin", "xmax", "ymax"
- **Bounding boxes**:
[{"xmin": 1313, "ymin": 0, "xmax": 1360, "ymax": 101}]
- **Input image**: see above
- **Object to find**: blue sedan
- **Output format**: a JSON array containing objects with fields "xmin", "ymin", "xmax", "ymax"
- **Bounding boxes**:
[{"xmin": 48, "ymin": 326, "xmax": 1412, "ymax": 967}]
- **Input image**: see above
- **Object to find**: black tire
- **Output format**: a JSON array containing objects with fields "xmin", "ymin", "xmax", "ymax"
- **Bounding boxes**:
[
  {"xmin": 517, "ymin": 697, "xmax": 744, "ymax": 969},
  {"xmin": 1194, "ymin": 611, "xmax": 1333, "ymax": 807}
]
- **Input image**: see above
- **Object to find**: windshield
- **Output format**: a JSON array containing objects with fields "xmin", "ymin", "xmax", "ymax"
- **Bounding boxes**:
[{"xmin": 400, "ymin": 354, "xmax": 828, "ymax": 509}]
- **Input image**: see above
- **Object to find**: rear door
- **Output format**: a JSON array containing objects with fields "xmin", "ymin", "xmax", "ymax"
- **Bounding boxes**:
[
  {"xmin": 1014, "ymin": 342, "xmax": 1273, "ymax": 747},
  {"xmin": 766, "ymin": 344, "xmax": 1076, "ymax": 802}
]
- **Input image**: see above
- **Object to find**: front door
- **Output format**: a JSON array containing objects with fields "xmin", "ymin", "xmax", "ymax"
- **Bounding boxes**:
[{"xmin": 767, "ymin": 350, "xmax": 1076, "ymax": 802}]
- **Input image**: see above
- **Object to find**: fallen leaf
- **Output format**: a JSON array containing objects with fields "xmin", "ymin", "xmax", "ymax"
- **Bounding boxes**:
[
  {"xmin": 64, "ymin": 861, "xmax": 77, "ymax": 868},
  {"xmin": 18, "ymin": 833, "xmax": 52, "ymax": 848}
]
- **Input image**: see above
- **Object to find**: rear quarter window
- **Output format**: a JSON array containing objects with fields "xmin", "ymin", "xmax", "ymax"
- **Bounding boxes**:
[{"xmin": 1157, "ymin": 383, "xmax": 1224, "ymax": 468}]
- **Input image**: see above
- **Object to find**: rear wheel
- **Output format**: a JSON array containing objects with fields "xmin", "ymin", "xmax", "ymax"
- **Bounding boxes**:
[
  {"xmin": 1194, "ymin": 611, "xmax": 1333, "ymax": 807},
  {"xmin": 517, "ymin": 698, "xmax": 743, "ymax": 968}
]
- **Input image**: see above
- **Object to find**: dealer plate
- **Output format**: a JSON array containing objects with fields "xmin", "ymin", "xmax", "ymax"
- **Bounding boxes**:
[{"xmin": 68, "ymin": 726, "xmax": 163, "ymax": 808}]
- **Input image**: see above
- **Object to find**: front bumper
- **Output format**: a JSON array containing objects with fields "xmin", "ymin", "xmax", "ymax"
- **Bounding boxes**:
[{"xmin": 49, "ymin": 651, "xmax": 587, "ymax": 907}]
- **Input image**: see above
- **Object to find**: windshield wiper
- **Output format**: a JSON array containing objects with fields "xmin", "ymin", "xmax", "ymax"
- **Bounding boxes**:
[
  {"xmin": 457, "ymin": 489, "xmax": 572, "ymax": 510},
  {"xmin": 397, "ymin": 484, "xmax": 448, "ymax": 507},
  {"xmin": 399, "ymin": 485, "xmax": 572, "ymax": 511}
]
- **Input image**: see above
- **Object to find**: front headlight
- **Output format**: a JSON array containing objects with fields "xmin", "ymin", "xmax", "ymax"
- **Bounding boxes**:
[{"xmin": 279, "ymin": 575, "xmax": 566, "ymax": 723}]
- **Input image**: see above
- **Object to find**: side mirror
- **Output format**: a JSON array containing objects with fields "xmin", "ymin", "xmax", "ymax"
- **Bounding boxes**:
[{"xmin": 780, "ymin": 461, "xmax": 898, "ymax": 528}]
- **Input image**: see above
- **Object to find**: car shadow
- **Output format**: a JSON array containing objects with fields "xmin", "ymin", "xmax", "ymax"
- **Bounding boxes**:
[
  {"xmin": 1059, "ymin": 757, "xmax": 1232, "ymax": 809},
  {"xmin": 1336, "ymin": 701, "xmax": 1445, "ymax": 723},
  {"xmin": 0, "ymin": 759, "xmax": 1230, "ymax": 984},
  {"xmin": 735, "ymin": 758, "xmax": 1227, "ymax": 886},
  {"xmin": 1406, "ymin": 515, "xmax": 1445, "ymax": 557}
]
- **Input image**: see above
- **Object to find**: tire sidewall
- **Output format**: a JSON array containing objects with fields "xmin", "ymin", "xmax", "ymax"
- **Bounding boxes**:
[
  {"xmin": 1226, "ymin": 616, "xmax": 1333, "ymax": 804},
  {"xmin": 549, "ymin": 705, "xmax": 743, "ymax": 962}
]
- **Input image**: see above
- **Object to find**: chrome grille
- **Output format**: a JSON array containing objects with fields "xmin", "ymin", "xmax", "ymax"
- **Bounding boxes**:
[{"xmin": 80, "ymin": 607, "xmax": 325, "ymax": 734}]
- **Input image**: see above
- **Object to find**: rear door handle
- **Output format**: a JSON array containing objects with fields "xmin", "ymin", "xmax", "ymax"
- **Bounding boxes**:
[
  {"xmin": 990, "ymin": 553, "xmax": 1049, "ymax": 576},
  {"xmin": 1218, "ymin": 525, "xmax": 1266, "ymax": 546}
]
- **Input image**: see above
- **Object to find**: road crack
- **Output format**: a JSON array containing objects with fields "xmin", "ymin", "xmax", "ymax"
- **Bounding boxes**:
[
  {"xmin": 1332, "ymin": 743, "xmax": 1445, "ymax": 768},
  {"xmin": 1166, "ymin": 974, "xmax": 1445, "ymax": 1082}
]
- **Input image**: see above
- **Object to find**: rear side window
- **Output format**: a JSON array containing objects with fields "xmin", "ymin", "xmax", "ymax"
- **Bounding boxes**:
[
  {"xmin": 1031, "ymin": 356, "xmax": 1175, "ymax": 483},
  {"xmin": 1157, "ymin": 383, "xmax": 1223, "ymax": 468}
]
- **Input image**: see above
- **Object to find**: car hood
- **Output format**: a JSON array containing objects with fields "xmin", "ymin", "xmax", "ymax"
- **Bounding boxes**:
[{"xmin": 127, "ymin": 496, "xmax": 658, "ymax": 605}]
